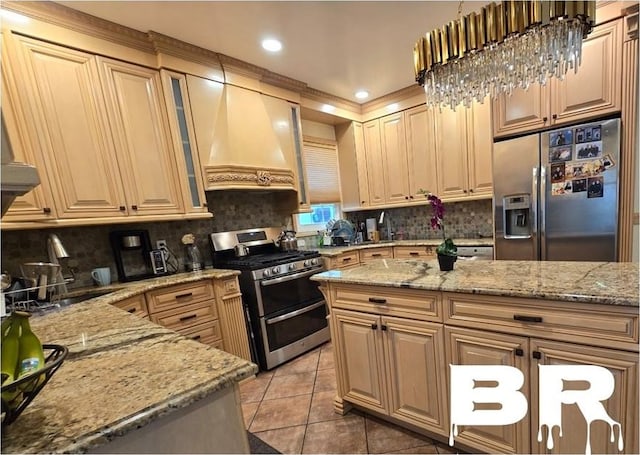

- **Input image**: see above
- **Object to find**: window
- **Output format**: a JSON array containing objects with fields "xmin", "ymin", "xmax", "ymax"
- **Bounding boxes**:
[{"xmin": 294, "ymin": 139, "xmax": 342, "ymax": 234}]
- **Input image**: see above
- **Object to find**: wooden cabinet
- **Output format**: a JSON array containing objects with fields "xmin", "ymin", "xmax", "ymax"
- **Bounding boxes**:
[
  {"xmin": 405, "ymin": 105, "xmax": 438, "ymax": 200},
  {"xmin": 362, "ymin": 120, "xmax": 386, "ymax": 206},
  {"xmin": 359, "ymin": 247, "xmax": 393, "ymax": 263},
  {"xmin": 160, "ymin": 70, "xmax": 209, "ymax": 216},
  {"xmin": 335, "ymin": 122, "xmax": 369, "ymax": 209},
  {"xmin": 333, "ymin": 307, "xmax": 448, "ymax": 436},
  {"xmin": 493, "ymin": 20, "xmax": 623, "ymax": 138},
  {"xmin": 380, "ymin": 113, "xmax": 411, "ymax": 204},
  {"xmin": 98, "ymin": 57, "xmax": 183, "ymax": 216},
  {"xmin": 445, "ymin": 326, "xmax": 530, "ymax": 454},
  {"xmin": 323, "ymin": 251, "xmax": 361, "ymax": 270},
  {"xmin": 2, "ymin": 33, "xmax": 187, "ymax": 224},
  {"xmin": 434, "ymin": 99, "xmax": 493, "ymax": 201},
  {"xmin": 111, "ymin": 294, "xmax": 149, "ymax": 319},
  {"xmin": 393, "ymin": 245, "xmax": 436, "ymax": 259},
  {"xmin": 7, "ymin": 34, "xmax": 127, "ymax": 220}
]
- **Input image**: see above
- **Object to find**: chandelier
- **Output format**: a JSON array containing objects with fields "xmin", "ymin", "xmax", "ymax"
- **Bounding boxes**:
[{"xmin": 413, "ymin": 1, "xmax": 596, "ymax": 110}]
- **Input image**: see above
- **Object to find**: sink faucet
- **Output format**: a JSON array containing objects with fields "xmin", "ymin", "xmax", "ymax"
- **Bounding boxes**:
[
  {"xmin": 47, "ymin": 234, "xmax": 76, "ymax": 294},
  {"xmin": 379, "ymin": 211, "xmax": 394, "ymax": 241}
]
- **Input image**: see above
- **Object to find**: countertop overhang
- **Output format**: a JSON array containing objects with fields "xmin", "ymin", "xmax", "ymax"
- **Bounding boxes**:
[
  {"xmin": 311, "ymin": 259, "xmax": 639, "ymax": 307},
  {"xmin": 313, "ymin": 238, "xmax": 494, "ymax": 257},
  {"xmin": 1, "ymin": 269, "xmax": 257, "ymax": 454}
]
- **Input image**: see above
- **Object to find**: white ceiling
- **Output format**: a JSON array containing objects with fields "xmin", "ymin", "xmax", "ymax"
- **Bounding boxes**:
[{"xmin": 57, "ymin": 1, "xmax": 479, "ymax": 104}]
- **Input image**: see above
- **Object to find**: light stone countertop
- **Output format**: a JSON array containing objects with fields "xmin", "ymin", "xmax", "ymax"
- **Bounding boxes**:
[
  {"xmin": 313, "ymin": 238, "xmax": 494, "ymax": 257},
  {"xmin": 311, "ymin": 259, "xmax": 639, "ymax": 307},
  {"xmin": 1, "ymin": 269, "xmax": 257, "ymax": 454}
]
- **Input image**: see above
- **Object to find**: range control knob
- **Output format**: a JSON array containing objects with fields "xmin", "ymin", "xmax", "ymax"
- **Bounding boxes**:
[
  {"xmin": 263, "ymin": 269, "xmax": 271, "ymax": 278},
  {"xmin": 303, "ymin": 260, "xmax": 311, "ymax": 267},
  {"xmin": 272, "ymin": 266, "xmax": 280, "ymax": 275},
  {"xmin": 289, "ymin": 263, "xmax": 297, "ymax": 271},
  {"xmin": 311, "ymin": 258, "xmax": 319, "ymax": 265}
]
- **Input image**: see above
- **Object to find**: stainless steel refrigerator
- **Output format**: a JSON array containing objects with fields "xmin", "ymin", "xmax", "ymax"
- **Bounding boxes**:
[{"xmin": 493, "ymin": 118, "xmax": 620, "ymax": 261}]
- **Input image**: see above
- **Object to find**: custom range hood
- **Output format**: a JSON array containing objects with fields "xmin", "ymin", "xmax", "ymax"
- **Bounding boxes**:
[
  {"xmin": 187, "ymin": 76, "xmax": 298, "ymax": 192},
  {"xmin": 1, "ymin": 115, "xmax": 40, "ymax": 217}
]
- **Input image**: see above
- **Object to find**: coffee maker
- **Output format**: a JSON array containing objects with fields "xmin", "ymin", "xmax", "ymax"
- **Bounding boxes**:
[{"xmin": 110, "ymin": 229, "xmax": 166, "ymax": 282}]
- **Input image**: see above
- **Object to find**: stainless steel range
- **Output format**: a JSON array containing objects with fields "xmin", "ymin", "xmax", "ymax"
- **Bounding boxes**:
[{"xmin": 210, "ymin": 227, "xmax": 329, "ymax": 370}]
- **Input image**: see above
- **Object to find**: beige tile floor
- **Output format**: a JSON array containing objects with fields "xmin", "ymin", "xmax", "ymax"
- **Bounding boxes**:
[{"xmin": 240, "ymin": 342, "xmax": 460, "ymax": 454}]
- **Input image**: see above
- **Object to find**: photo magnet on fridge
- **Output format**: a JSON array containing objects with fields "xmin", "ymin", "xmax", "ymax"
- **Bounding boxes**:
[
  {"xmin": 576, "ymin": 141, "xmax": 603, "ymax": 160},
  {"xmin": 603, "ymin": 154, "xmax": 615, "ymax": 170},
  {"xmin": 575, "ymin": 125, "xmax": 602, "ymax": 144},
  {"xmin": 550, "ymin": 163, "xmax": 566, "ymax": 183},
  {"xmin": 587, "ymin": 176, "xmax": 604, "ymax": 198},
  {"xmin": 572, "ymin": 178, "xmax": 587, "ymax": 193},
  {"xmin": 549, "ymin": 129, "xmax": 573, "ymax": 147},
  {"xmin": 549, "ymin": 146, "xmax": 572, "ymax": 162}
]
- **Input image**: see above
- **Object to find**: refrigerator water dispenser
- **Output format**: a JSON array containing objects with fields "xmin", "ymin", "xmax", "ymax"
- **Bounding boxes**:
[{"xmin": 503, "ymin": 195, "xmax": 531, "ymax": 238}]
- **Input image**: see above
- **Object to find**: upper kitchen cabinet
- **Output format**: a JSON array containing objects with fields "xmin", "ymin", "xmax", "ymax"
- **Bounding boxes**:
[
  {"xmin": 493, "ymin": 19, "xmax": 623, "ymax": 138},
  {"xmin": 160, "ymin": 70, "xmax": 210, "ymax": 216},
  {"xmin": 336, "ymin": 122, "xmax": 369, "ymax": 210},
  {"xmin": 5, "ymin": 34, "xmax": 128, "ymax": 220},
  {"xmin": 404, "ymin": 105, "xmax": 437, "ymax": 201},
  {"xmin": 97, "ymin": 57, "xmax": 184, "ymax": 216},
  {"xmin": 361, "ymin": 119, "xmax": 387, "ymax": 206},
  {"xmin": 186, "ymin": 75, "xmax": 298, "ymax": 193},
  {"xmin": 1, "ymin": 32, "xmax": 56, "ymax": 222},
  {"xmin": 434, "ymin": 100, "xmax": 493, "ymax": 201}
]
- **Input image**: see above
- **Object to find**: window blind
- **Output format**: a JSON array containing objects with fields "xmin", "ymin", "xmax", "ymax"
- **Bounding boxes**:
[{"xmin": 303, "ymin": 140, "xmax": 341, "ymax": 203}]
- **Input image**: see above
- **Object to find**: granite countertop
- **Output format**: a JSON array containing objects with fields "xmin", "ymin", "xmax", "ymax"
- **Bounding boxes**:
[
  {"xmin": 314, "ymin": 238, "xmax": 494, "ymax": 257},
  {"xmin": 311, "ymin": 259, "xmax": 639, "ymax": 307},
  {"xmin": 1, "ymin": 269, "xmax": 257, "ymax": 454}
]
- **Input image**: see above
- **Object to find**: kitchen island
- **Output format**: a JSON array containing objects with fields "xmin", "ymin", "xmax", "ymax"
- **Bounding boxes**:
[
  {"xmin": 1, "ymin": 270, "xmax": 258, "ymax": 454},
  {"xmin": 312, "ymin": 259, "xmax": 639, "ymax": 454}
]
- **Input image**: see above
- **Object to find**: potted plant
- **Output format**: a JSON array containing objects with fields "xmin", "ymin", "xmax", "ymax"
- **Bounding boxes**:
[{"xmin": 422, "ymin": 191, "xmax": 457, "ymax": 271}]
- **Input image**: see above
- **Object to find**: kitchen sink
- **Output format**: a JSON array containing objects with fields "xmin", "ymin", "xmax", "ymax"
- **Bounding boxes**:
[{"xmin": 55, "ymin": 289, "xmax": 114, "ymax": 307}]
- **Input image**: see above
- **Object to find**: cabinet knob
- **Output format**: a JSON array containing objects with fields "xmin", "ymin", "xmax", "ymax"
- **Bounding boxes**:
[
  {"xmin": 409, "ymin": 195, "xmax": 414, "ymax": 199},
  {"xmin": 371, "ymin": 323, "xmax": 378, "ymax": 330},
  {"xmin": 381, "ymin": 324, "xmax": 387, "ymax": 331},
  {"xmin": 469, "ymin": 189, "xmax": 474, "ymax": 193},
  {"xmin": 532, "ymin": 351, "xmax": 542, "ymax": 359},
  {"xmin": 43, "ymin": 207, "xmax": 52, "ymax": 214},
  {"xmin": 300, "ymin": 201, "xmax": 304, "ymax": 205},
  {"xmin": 131, "ymin": 205, "xmax": 138, "ymax": 210},
  {"xmin": 203, "ymin": 202, "xmax": 208, "ymax": 207},
  {"xmin": 361, "ymin": 201, "xmax": 366, "ymax": 204},
  {"xmin": 515, "ymin": 348, "xmax": 524, "ymax": 357},
  {"xmin": 119, "ymin": 206, "xmax": 126, "ymax": 211},
  {"xmin": 405, "ymin": 196, "xmax": 409, "ymax": 200},
  {"xmin": 463, "ymin": 189, "xmax": 468, "ymax": 193},
  {"xmin": 552, "ymin": 114, "xmax": 557, "ymax": 120},
  {"xmin": 543, "ymin": 116, "xmax": 548, "ymax": 122}
]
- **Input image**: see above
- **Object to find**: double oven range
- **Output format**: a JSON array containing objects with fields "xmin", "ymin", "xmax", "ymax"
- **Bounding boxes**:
[{"xmin": 210, "ymin": 227, "xmax": 330, "ymax": 371}]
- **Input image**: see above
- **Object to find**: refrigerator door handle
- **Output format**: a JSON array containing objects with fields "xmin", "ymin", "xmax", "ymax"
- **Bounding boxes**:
[{"xmin": 539, "ymin": 165, "xmax": 546, "ymax": 261}]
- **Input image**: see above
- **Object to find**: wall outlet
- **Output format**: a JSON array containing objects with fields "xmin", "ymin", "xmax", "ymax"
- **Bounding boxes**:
[{"xmin": 156, "ymin": 240, "xmax": 167, "ymax": 250}]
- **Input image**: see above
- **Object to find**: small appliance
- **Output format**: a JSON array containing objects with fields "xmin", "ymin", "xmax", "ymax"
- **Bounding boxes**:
[{"xmin": 110, "ymin": 230, "xmax": 167, "ymax": 282}]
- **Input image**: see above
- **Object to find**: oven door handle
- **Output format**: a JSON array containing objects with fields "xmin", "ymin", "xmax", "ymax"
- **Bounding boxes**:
[
  {"xmin": 265, "ymin": 301, "xmax": 326, "ymax": 325},
  {"xmin": 260, "ymin": 267, "xmax": 323, "ymax": 286}
]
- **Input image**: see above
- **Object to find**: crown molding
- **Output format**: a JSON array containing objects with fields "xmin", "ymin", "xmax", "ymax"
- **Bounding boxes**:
[
  {"xmin": 217, "ymin": 53, "xmax": 308, "ymax": 93},
  {"xmin": 148, "ymin": 31, "xmax": 222, "ymax": 70},
  {"xmin": 2, "ymin": 1, "xmax": 154, "ymax": 54},
  {"xmin": 361, "ymin": 85, "xmax": 425, "ymax": 112}
]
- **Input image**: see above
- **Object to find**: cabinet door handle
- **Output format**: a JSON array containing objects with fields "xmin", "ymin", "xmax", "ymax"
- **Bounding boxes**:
[
  {"xmin": 342, "ymin": 257, "xmax": 352, "ymax": 262},
  {"xmin": 372, "ymin": 253, "xmax": 382, "ymax": 257},
  {"xmin": 371, "ymin": 323, "xmax": 378, "ymax": 330},
  {"xmin": 368, "ymin": 297, "xmax": 387, "ymax": 304},
  {"xmin": 43, "ymin": 207, "xmax": 52, "ymax": 214},
  {"xmin": 179, "ymin": 314, "xmax": 198, "ymax": 322},
  {"xmin": 191, "ymin": 335, "xmax": 202, "ymax": 340},
  {"xmin": 119, "ymin": 206, "xmax": 126, "ymax": 211},
  {"xmin": 175, "ymin": 292, "xmax": 193, "ymax": 299},
  {"xmin": 127, "ymin": 308, "xmax": 136, "ymax": 313},
  {"xmin": 513, "ymin": 315, "xmax": 543, "ymax": 323},
  {"xmin": 381, "ymin": 324, "xmax": 387, "ymax": 331},
  {"xmin": 131, "ymin": 205, "xmax": 138, "ymax": 210},
  {"xmin": 532, "ymin": 351, "xmax": 542, "ymax": 359},
  {"xmin": 409, "ymin": 252, "xmax": 420, "ymax": 256},
  {"xmin": 515, "ymin": 348, "xmax": 524, "ymax": 357}
]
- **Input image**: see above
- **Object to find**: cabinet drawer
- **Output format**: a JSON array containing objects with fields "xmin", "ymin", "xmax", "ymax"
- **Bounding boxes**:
[
  {"xmin": 333, "ymin": 284, "xmax": 442, "ymax": 322},
  {"xmin": 359, "ymin": 247, "xmax": 393, "ymax": 262},
  {"xmin": 150, "ymin": 301, "xmax": 217, "ymax": 331},
  {"xmin": 111, "ymin": 294, "xmax": 149, "ymax": 318},
  {"xmin": 444, "ymin": 293, "xmax": 639, "ymax": 351},
  {"xmin": 325, "ymin": 251, "xmax": 360, "ymax": 270},
  {"xmin": 146, "ymin": 280, "xmax": 214, "ymax": 314},
  {"xmin": 393, "ymin": 246, "xmax": 436, "ymax": 259},
  {"xmin": 179, "ymin": 320, "xmax": 222, "ymax": 346}
]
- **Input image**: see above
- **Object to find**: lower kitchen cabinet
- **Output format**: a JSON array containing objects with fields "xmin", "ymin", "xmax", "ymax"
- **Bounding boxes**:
[
  {"xmin": 323, "ymin": 251, "xmax": 361, "ymax": 270},
  {"xmin": 111, "ymin": 294, "xmax": 149, "ymax": 319},
  {"xmin": 444, "ymin": 326, "xmax": 531, "ymax": 454},
  {"xmin": 393, "ymin": 245, "xmax": 436, "ymax": 259},
  {"xmin": 359, "ymin": 247, "xmax": 393, "ymax": 263},
  {"xmin": 333, "ymin": 308, "xmax": 448, "ymax": 437}
]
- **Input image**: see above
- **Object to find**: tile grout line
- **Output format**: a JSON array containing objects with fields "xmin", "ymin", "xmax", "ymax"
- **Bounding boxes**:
[{"xmin": 300, "ymin": 348, "xmax": 321, "ymax": 454}]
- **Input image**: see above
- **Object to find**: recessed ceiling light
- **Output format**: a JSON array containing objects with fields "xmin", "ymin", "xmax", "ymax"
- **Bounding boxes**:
[
  {"xmin": 355, "ymin": 90, "xmax": 369, "ymax": 100},
  {"xmin": 262, "ymin": 39, "xmax": 282, "ymax": 52},
  {"xmin": 321, "ymin": 104, "xmax": 336, "ymax": 113}
]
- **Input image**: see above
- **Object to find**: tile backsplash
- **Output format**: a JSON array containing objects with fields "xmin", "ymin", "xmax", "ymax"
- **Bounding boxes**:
[
  {"xmin": 1, "ymin": 191, "xmax": 297, "ymax": 288},
  {"xmin": 346, "ymin": 199, "xmax": 494, "ymax": 241}
]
